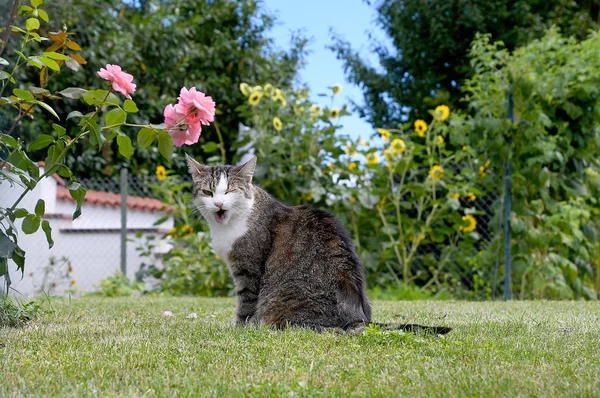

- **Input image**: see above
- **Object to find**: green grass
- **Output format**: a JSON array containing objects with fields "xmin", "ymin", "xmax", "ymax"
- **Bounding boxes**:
[{"xmin": 1, "ymin": 297, "xmax": 599, "ymax": 397}]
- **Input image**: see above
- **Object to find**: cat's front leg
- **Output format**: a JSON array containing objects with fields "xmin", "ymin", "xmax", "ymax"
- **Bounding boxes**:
[{"xmin": 231, "ymin": 267, "xmax": 261, "ymax": 325}]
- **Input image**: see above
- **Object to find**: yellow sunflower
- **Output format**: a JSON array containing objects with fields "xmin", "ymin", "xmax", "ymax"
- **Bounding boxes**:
[
  {"xmin": 263, "ymin": 83, "xmax": 274, "ymax": 97},
  {"xmin": 330, "ymin": 108, "xmax": 340, "ymax": 119},
  {"xmin": 302, "ymin": 191, "xmax": 313, "ymax": 202},
  {"xmin": 239, "ymin": 82, "xmax": 251, "ymax": 96},
  {"xmin": 297, "ymin": 88, "xmax": 310, "ymax": 99},
  {"xmin": 273, "ymin": 89, "xmax": 287, "ymax": 107},
  {"xmin": 345, "ymin": 143, "xmax": 358, "ymax": 157},
  {"xmin": 181, "ymin": 225, "xmax": 193, "ymax": 236},
  {"xmin": 273, "ymin": 117, "xmax": 283, "ymax": 132},
  {"xmin": 461, "ymin": 215, "xmax": 477, "ymax": 233},
  {"xmin": 448, "ymin": 192, "xmax": 460, "ymax": 200},
  {"xmin": 428, "ymin": 165, "xmax": 444, "ymax": 181},
  {"xmin": 377, "ymin": 128, "xmax": 391, "ymax": 143},
  {"xmin": 466, "ymin": 192, "xmax": 476, "ymax": 202},
  {"xmin": 437, "ymin": 135, "xmax": 444, "ymax": 145},
  {"xmin": 479, "ymin": 159, "xmax": 491, "ymax": 177},
  {"xmin": 310, "ymin": 104, "xmax": 322, "ymax": 116},
  {"xmin": 348, "ymin": 162, "xmax": 357, "ymax": 171},
  {"xmin": 383, "ymin": 148, "xmax": 395, "ymax": 163},
  {"xmin": 156, "ymin": 165, "xmax": 167, "ymax": 181},
  {"xmin": 366, "ymin": 152, "xmax": 379, "ymax": 166},
  {"xmin": 391, "ymin": 138, "xmax": 406, "ymax": 153},
  {"xmin": 414, "ymin": 119, "xmax": 427, "ymax": 137},
  {"xmin": 248, "ymin": 92, "xmax": 263, "ymax": 106},
  {"xmin": 409, "ymin": 234, "xmax": 425, "ymax": 243},
  {"xmin": 331, "ymin": 84, "xmax": 342, "ymax": 96},
  {"xmin": 434, "ymin": 105, "xmax": 450, "ymax": 121}
]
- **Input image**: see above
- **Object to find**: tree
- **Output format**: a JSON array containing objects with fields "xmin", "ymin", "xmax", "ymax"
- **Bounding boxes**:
[
  {"xmin": 8, "ymin": 0, "xmax": 306, "ymax": 177},
  {"xmin": 332, "ymin": 0, "xmax": 599, "ymax": 127}
]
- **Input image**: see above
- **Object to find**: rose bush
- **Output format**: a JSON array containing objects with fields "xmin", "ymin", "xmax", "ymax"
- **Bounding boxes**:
[{"xmin": 0, "ymin": 1, "xmax": 215, "ymax": 290}]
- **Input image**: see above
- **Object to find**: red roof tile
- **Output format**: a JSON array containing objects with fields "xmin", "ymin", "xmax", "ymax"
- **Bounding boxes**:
[{"xmin": 56, "ymin": 186, "xmax": 172, "ymax": 213}]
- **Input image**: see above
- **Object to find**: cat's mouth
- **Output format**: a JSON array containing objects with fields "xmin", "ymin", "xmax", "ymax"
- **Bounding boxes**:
[{"xmin": 215, "ymin": 209, "xmax": 227, "ymax": 224}]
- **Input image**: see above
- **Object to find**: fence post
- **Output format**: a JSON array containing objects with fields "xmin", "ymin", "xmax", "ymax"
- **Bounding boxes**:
[
  {"xmin": 504, "ymin": 87, "xmax": 514, "ymax": 301},
  {"xmin": 120, "ymin": 167, "xmax": 128, "ymax": 276}
]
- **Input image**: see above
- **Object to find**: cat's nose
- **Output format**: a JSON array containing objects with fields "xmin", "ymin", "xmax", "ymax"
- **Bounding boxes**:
[{"xmin": 214, "ymin": 201, "xmax": 224, "ymax": 209}]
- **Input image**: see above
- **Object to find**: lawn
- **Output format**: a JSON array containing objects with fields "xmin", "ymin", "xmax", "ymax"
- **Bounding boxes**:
[{"xmin": 1, "ymin": 297, "xmax": 599, "ymax": 397}]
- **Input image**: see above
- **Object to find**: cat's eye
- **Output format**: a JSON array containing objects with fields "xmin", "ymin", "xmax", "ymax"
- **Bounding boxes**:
[
  {"xmin": 225, "ymin": 189, "xmax": 235, "ymax": 194},
  {"xmin": 201, "ymin": 189, "xmax": 213, "ymax": 197}
]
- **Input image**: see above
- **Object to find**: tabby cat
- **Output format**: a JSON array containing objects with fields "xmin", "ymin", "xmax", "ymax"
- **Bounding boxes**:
[{"xmin": 187, "ymin": 155, "xmax": 451, "ymax": 334}]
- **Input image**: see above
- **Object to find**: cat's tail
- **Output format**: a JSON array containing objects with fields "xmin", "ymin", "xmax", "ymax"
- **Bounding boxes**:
[{"xmin": 371, "ymin": 322, "xmax": 452, "ymax": 335}]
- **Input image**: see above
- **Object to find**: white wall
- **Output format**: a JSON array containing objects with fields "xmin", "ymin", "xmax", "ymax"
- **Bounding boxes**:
[{"xmin": 0, "ymin": 169, "xmax": 173, "ymax": 297}]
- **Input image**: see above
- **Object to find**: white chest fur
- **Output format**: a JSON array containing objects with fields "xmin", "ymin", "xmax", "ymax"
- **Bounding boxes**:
[{"xmin": 210, "ymin": 217, "xmax": 250, "ymax": 265}]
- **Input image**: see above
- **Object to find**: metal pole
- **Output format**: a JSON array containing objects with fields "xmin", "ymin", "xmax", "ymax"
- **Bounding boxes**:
[
  {"xmin": 504, "ymin": 88, "xmax": 514, "ymax": 301},
  {"xmin": 120, "ymin": 167, "xmax": 128, "ymax": 276}
]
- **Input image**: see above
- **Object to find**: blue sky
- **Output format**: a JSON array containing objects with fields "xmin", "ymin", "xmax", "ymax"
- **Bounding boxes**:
[{"xmin": 264, "ymin": 0, "xmax": 387, "ymax": 141}]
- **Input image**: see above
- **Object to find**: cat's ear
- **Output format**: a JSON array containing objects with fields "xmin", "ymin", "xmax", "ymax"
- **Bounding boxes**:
[
  {"xmin": 185, "ymin": 153, "xmax": 205, "ymax": 178},
  {"xmin": 236, "ymin": 156, "xmax": 257, "ymax": 182}
]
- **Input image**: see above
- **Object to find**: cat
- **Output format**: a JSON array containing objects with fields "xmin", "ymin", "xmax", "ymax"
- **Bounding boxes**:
[{"xmin": 186, "ymin": 155, "xmax": 451, "ymax": 334}]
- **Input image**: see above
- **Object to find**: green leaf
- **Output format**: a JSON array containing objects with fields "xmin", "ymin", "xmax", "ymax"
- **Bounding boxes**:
[
  {"xmin": 64, "ymin": 58, "xmax": 80, "ymax": 72},
  {"xmin": 69, "ymin": 186, "xmax": 86, "ymax": 220},
  {"xmin": 29, "ymin": 86, "xmax": 49, "ymax": 96},
  {"xmin": 14, "ymin": 208, "xmax": 29, "ymax": 219},
  {"xmin": 0, "ymin": 231, "xmax": 17, "ymax": 258},
  {"xmin": 157, "ymin": 130, "xmax": 174, "ymax": 163},
  {"xmin": 31, "ymin": 0, "xmax": 43, "ymax": 7},
  {"xmin": 44, "ymin": 144, "xmax": 59, "ymax": 169},
  {"xmin": 116, "ymin": 134, "xmax": 133, "ymax": 159},
  {"xmin": 28, "ymin": 134, "xmax": 54, "ymax": 150},
  {"xmin": 22, "ymin": 214, "xmax": 41, "ymax": 234},
  {"xmin": 12, "ymin": 246, "xmax": 25, "ymax": 274},
  {"xmin": 11, "ymin": 25, "xmax": 27, "ymax": 34},
  {"xmin": 0, "ymin": 71, "xmax": 13, "ymax": 82},
  {"xmin": 124, "ymin": 99, "xmax": 139, "ymax": 113},
  {"xmin": 66, "ymin": 111, "xmax": 84, "ymax": 120},
  {"xmin": 26, "ymin": 17, "xmax": 40, "ymax": 31},
  {"xmin": 60, "ymin": 87, "xmax": 88, "ymax": 100},
  {"xmin": 13, "ymin": 88, "xmax": 34, "ymax": 100},
  {"xmin": 57, "ymin": 165, "xmax": 72, "ymax": 178},
  {"xmin": 41, "ymin": 220, "xmax": 54, "ymax": 249},
  {"xmin": 42, "ymin": 51, "xmax": 70, "ymax": 61},
  {"xmin": 37, "ymin": 9, "xmax": 49, "ymax": 22},
  {"xmin": 30, "ymin": 100, "xmax": 59, "ymax": 119},
  {"xmin": 86, "ymin": 119, "xmax": 104, "ymax": 151},
  {"xmin": 18, "ymin": 5, "xmax": 33, "ymax": 15},
  {"xmin": 0, "ymin": 57, "xmax": 9, "ymax": 66},
  {"xmin": 0, "ymin": 134, "xmax": 18, "ymax": 147},
  {"xmin": 52, "ymin": 123, "xmax": 66, "ymax": 137},
  {"xmin": 39, "ymin": 56, "xmax": 60, "ymax": 71},
  {"xmin": 34, "ymin": 199, "xmax": 45, "ymax": 217},
  {"xmin": 105, "ymin": 108, "xmax": 126, "ymax": 128},
  {"xmin": 82, "ymin": 89, "xmax": 119, "ymax": 106},
  {"xmin": 137, "ymin": 127, "xmax": 157, "ymax": 149},
  {"xmin": 203, "ymin": 142, "xmax": 219, "ymax": 153}
]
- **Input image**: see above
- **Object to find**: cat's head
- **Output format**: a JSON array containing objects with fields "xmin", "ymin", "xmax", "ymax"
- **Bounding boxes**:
[{"xmin": 186, "ymin": 155, "xmax": 256, "ymax": 226}]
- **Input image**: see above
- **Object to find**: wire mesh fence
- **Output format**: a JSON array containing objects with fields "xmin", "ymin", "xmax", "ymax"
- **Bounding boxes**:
[{"xmin": 3, "ymin": 164, "xmax": 505, "ymax": 299}]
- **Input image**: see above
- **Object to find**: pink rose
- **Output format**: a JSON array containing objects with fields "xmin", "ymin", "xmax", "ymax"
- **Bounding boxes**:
[
  {"xmin": 164, "ymin": 104, "xmax": 201, "ymax": 147},
  {"xmin": 163, "ymin": 87, "xmax": 216, "ymax": 147},
  {"xmin": 97, "ymin": 64, "xmax": 136, "ymax": 99}
]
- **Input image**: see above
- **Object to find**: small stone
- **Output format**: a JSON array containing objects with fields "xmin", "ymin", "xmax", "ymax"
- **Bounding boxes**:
[
  {"xmin": 186, "ymin": 313, "xmax": 198, "ymax": 319},
  {"xmin": 162, "ymin": 311, "xmax": 174, "ymax": 317}
]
